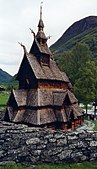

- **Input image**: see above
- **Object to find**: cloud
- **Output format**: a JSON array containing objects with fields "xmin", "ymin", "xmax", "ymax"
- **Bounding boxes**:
[{"xmin": 0, "ymin": 0, "xmax": 97, "ymax": 75}]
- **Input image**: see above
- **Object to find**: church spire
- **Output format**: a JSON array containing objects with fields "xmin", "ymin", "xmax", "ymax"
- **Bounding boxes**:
[
  {"xmin": 40, "ymin": 2, "xmax": 42, "ymax": 20},
  {"xmin": 36, "ymin": 2, "xmax": 47, "ymax": 43},
  {"xmin": 38, "ymin": 2, "xmax": 44, "ymax": 31}
]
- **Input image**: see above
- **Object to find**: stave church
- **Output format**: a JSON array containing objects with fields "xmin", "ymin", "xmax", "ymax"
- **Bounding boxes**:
[{"xmin": 4, "ymin": 5, "xmax": 84, "ymax": 130}]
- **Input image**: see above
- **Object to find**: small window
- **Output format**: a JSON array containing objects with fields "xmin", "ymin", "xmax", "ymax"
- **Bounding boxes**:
[{"xmin": 40, "ymin": 55, "xmax": 50, "ymax": 66}]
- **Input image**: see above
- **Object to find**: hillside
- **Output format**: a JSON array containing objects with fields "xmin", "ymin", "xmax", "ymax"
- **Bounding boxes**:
[
  {"xmin": 50, "ymin": 16, "xmax": 97, "ymax": 57},
  {"xmin": 0, "ymin": 68, "xmax": 12, "ymax": 83}
]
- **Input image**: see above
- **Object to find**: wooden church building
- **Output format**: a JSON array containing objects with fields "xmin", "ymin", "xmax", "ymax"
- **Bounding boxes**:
[{"xmin": 4, "ymin": 6, "xmax": 84, "ymax": 130}]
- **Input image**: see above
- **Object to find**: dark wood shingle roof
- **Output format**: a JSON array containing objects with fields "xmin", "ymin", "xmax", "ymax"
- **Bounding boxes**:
[
  {"xmin": 7, "ymin": 89, "xmax": 83, "ymax": 125},
  {"xmin": 12, "ymin": 90, "xmax": 27, "ymax": 106},
  {"xmin": 8, "ymin": 89, "xmax": 78, "ymax": 108},
  {"xmin": 67, "ymin": 90, "xmax": 78, "ymax": 104},
  {"xmin": 26, "ymin": 53, "xmax": 69, "ymax": 82},
  {"xmin": 33, "ymin": 39, "xmax": 52, "ymax": 55}
]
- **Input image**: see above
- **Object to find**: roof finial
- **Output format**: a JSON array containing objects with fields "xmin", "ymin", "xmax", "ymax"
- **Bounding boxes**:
[
  {"xmin": 18, "ymin": 42, "xmax": 28, "ymax": 55},
  {"xmin": 29, "ymin": 28, "xmax": 35, "ymax": 38},
  {"xmin": 40, "ymin": 2, "xmax": 43, "ymax": 20}
]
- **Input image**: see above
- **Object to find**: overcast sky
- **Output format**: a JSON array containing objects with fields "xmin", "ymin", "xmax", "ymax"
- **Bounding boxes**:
[{"xmin": 0, "ymin": 0, "xmax": 97, "ymax": 75}]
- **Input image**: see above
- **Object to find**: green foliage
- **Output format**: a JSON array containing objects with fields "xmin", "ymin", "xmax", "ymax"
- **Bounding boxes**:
[
  {"xmin": 1, "ymin": 80, "xmax": 19, "ymax": 91},
  {"xmin": 1, "ymin": 161, "xmax": 97, "ymax": 169},
  {"xmin": 56, "ymin": 42, "xmax": 92, "ymax": 85},
  {"xmin": 55, "ymin": 42, "xmax": 97, "ymax": 111},
  {"xmin": 94, "ymin": 121, "xmax": 97, "ymax": 131},
  {"xmin": 74, "ymin": 60, "xmax": 97, "ymax": 104}
]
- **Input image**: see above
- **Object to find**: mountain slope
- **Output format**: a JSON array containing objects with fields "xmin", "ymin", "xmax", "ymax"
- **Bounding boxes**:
[
  {"xmin": 50, "ymin": 16, "xmax": 97, "ymax": 57},
  {"xmin": 0, "ymin": 68, "xmax": 12, "ymax": 83}
]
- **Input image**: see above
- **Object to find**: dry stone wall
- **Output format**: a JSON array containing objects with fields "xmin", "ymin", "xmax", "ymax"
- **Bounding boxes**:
[{"xmin": 0, "ymin": 121, "xmax": 97, "ymax": 165}]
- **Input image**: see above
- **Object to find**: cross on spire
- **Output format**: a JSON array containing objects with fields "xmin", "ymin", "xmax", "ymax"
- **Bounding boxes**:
[{"xmin": 40, "ymin": 2, "xmax": 43, "ymax": 20}]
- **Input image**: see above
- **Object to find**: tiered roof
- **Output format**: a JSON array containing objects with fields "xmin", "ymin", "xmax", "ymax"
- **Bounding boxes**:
[{"xmin": 17, "ymin": 53, "xmax": 69, "ymax": 82}]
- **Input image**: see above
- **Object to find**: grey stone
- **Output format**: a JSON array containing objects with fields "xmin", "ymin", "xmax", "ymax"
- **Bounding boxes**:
[
  {"xmin": 0, "ymin": 129, "xmax": 6, "ymax": 134},
  {"xmin": 44, "ymin": 133, "xmax": 53, "ymax": 139},
  {"xmin": 90, "ymin": 153, "xmax": 97, "ymax": 158},
  {"xmin": 46, "ymin": 142, "xmax": 56, "ymax": 149},
  {"xmin": 40, "ymin": 139, "xmax": 48, "ymax": 144},
  {"xmin": 90, "ymin": 141, "xmax": 97, "ymax": 147},
  {"xmin": 71, "ymin": 152, "xmax": 83, "ymax": 158},
  {"xmin": 0, "ymin": 140, "xmax": 4, "ymax": 144},
  {"xmin": 85, "ymin": 138, "xmax": 93, "ymax": 141},
  {"xmin": 48, "ymin": 147, "xmax": 63, "ymax": 156},
  {"xmin": 30, "ymin": 156, "xmax": 40, "ymax": 163},
  {"xmin": 37, "ymin": 144, "xmax": 46, "ymax": 149},
  {"xmin": 77, "ymin": 141, "xmax": 87, "ymax": 148},
  {"xmin": 80, "ymin": 155, "xmax": 87, "ymax": 161},
  {"xmin": 0, "ymin": 161, "xmax": 16, "ymax": 166},
  {"xmin": 69, "ymin": 143, "xmax": 77, "ymax": 149},
  {"xmin": 57, "ymin": 138, "xmax": 67, "ymax": 146},
  {"xmin": 78, "ymin": 133, "xmax": 87, "ymax": 139},
  {"xmin": 32, "ymin": 150, "xmax": 41, "ymax": 156},
  {"xmin": 71, "ymin": 152, "xmax": 85, "ymax": 162},
  {"xmin": 6, "ymin": 129, "xmax": 22, "ymax": 134},
  {"xmin": 54, "ymin": 133, "xmax": 66, "ymax": 139},
  {"xmin": 68, "ymin": 135, "xmax": 78, "ymax": 143},
  {"xmin": 0, "ymin": 121, "xmax": 97, "ymax": 164},
  {"xmin": 58, "ymin": 150, "xmax": 72, "ymax": 160},
  {"xmin": 26, "ymin": 138, "xmax": 40, "ymax": 145},
  {"xmin": 49, "ymin": 138, "xmax": 56, "ymax": 143},
  {"xmin": 28, "ymin": 145, "xmax": 37, "ymax": 150},
  {"xmin": 0, "ymin": 151, "xmax": 5, "ymax": 157}
]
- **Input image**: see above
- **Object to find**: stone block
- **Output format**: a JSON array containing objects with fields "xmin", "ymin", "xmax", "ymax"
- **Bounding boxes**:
[
  {"xmin": 90, "ymin": 141, "xmax": 97, "ymax": 147},
  {"xmin": 26, "ymin": 138, "xmax": 40, "ymax": 145},
  {"xmin": 57, "ymin": 138, "xmax": 67, "ymax": 146},
  {"xmin": 58, "ymin": 150, "xmax": 72, "ymax": 160}
]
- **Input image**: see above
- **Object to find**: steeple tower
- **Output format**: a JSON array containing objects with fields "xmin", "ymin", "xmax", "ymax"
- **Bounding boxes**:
[{"xmin": 36, "ymin": 3, "xmax": 47, "ymax": 44}]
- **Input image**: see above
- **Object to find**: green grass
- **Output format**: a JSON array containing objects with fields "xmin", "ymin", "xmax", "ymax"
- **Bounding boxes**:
[
  {"xmin": 1, "ymin": 162, "xmax": 97, "ymax": 169},
  {"xmin": 0, "ymin": 163, "xmax": 32, "ymax": 169},
  {"xmin": 35, "ymin": 161, "xmax": 97, "ymax": 169},
  {"xmin": 0, "ymin": 91, "xmax": 9, "ymax": 105},
  {"xmin": 0, "ymin": 91, "xmax": 9, "ymax": 110}
]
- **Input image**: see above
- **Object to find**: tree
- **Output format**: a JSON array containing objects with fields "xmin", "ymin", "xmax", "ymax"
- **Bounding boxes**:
[
  {"xmin": 74, "ymin": 61, "xmax": 97, "ymax": 115},
  {"xmin": 56, "ymin": 42, "xmax": 92, "ymax": 85},
  {"xmin": 56, "ymin": 42, "xmax": 97, "ymax": 115}
]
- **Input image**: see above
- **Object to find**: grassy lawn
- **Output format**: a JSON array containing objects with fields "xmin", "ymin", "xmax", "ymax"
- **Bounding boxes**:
[
  {"xmin": 0, "ymin": 91, "xmax": 9, "ymax": 110},
  {"xmin": 1, "ymin": 162, "xmax": 97, "ymax": 169},
  {"xmin": 35, "ymin": 162, "xmax": 97, "ymax": 169},
  {"xmin": 0, "ymin": 91, "xmax": 9, "ymax": 105},
  {"xmin": 0, "ymin": 163, "xmax": 32, "ymax": 169}
]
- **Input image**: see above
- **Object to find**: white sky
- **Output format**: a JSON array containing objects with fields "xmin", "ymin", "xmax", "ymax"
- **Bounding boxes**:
[{"xmin": 0, "ymin": 0, "xmax": 97, "ymax": 75}]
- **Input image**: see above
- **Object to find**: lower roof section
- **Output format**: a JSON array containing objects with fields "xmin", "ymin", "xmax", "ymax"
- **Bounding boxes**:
[{"xmin": 5, "ymin": 104, "xmax": 83, "ymax": 126}]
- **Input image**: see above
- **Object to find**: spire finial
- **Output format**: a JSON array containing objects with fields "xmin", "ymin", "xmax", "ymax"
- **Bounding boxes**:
[{"xmin": 40, "ymin": 2, "xmax": 43, "ymax": 20}]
